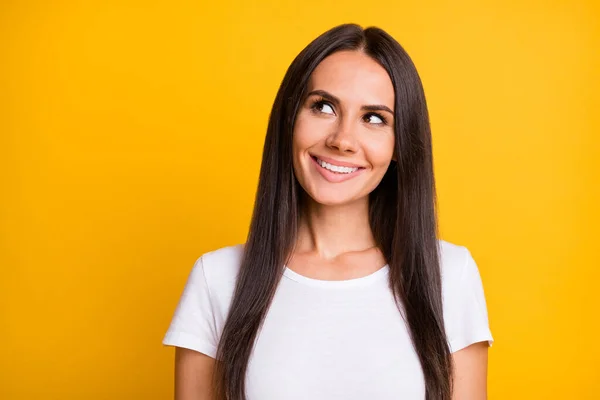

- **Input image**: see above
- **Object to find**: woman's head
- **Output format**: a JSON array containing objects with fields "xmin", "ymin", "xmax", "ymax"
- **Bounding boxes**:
[
  {"xmin": 292, "ymin": 49, "xmax": 396, "ymax": 206},
  {"xmin": 215, "ymin": 24, "xmax": 451, "ymax": 400},
  {"xmin": 263, "ymin": 23, "xmax": 434, "ymax": 219}
]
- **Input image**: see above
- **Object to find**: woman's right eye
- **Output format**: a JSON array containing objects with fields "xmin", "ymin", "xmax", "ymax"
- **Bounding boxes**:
[{"xmin": 311, "ymin": 100, "xmax": 335, "ymax": 115}]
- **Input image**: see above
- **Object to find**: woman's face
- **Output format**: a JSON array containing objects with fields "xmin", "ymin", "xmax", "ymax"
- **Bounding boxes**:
[{"xmin": 292, "ymin": 50, "xmax": 396, "ymax": 207}]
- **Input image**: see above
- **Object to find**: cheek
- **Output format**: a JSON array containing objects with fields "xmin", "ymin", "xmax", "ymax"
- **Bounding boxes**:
[
  {"xmin": 291, "ymin": 114, "xmax": 316, "ymax": 176},
  {"xmin": 364, "ymin": 135, "xmax": 395, "ymax": 167},
  {"xmin": 293, "ymin": 112, "xmax": 330, "ymax": 150}
]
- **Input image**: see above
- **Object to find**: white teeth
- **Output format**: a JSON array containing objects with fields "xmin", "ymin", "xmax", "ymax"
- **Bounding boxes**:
[{"xmin": 316, "ymin": 158, "xmax": 359, "ymax": 174}]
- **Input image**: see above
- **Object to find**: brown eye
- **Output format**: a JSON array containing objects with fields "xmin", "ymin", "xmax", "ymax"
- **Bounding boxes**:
[
  {"xmin": 311, "ymin": 100, "xmax": 335, "ymax": 115},
  {"xmin": 364, "ymin": 113, "xmax": 386, "ymax": 125}
]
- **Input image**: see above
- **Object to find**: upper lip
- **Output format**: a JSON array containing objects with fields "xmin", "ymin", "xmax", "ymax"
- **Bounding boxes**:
[{"xmin": 311, "ymin": 154, "xmax": 365, "ymax": 168}]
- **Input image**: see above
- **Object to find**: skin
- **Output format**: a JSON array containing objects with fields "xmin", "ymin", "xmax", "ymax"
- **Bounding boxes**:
[
  {"xmin": 173, "ymin": 50, "xmax": 489, "ymax": 399},
  {"xmin": 174, "ymin": 348, "xmax": 214, "ymax": 399},
  {"xmin": 289, "ymin": 50, "xmax": 395, "ymax": 278},
  {"xmin": 452, "ymin": 342, "xmax": 490, "ymax": 399}
]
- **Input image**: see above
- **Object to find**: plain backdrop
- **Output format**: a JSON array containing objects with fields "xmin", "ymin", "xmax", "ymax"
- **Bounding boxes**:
[{"xmin": 1, "ymin": 0, "xmax": 598, "ymax": 398}]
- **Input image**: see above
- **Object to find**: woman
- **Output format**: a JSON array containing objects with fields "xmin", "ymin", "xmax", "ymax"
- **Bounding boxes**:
[{"xmin": 163, "ymin": 23, "xmax": 494, "ymax": 400}]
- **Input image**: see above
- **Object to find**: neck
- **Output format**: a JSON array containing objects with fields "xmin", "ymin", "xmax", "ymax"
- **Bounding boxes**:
[{"xmin": 295, "ymin": 193, "xmax": 376, "ymax": 260}]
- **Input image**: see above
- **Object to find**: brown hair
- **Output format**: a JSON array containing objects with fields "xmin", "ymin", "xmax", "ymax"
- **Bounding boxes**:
[{"xmin": 213, "ymin": 23, "xmax": 453, "ymax": 399}]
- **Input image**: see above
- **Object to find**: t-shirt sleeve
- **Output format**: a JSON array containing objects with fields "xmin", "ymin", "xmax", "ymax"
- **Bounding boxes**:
[
  {"xmin": 162, "ymin": 256, "xmax": 218, "ymax": 358},
  {"xmin": 444, "ymin": 247, "xmax": 494, "ymax": 353}
]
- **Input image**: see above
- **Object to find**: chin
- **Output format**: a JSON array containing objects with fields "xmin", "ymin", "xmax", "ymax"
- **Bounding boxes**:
[{"xmin": 304, "ymin": 189, "xmax": 364, "ymax": 207}]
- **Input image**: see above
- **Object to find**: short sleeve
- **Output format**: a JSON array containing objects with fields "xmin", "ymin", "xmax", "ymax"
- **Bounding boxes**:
[
  {"xmin": 444, "ymin": 248, "xmax": 494, "ymax": 353},
  {"xmin": 162, "ymin": 256, "xmax": 218, "ymax": 358}
]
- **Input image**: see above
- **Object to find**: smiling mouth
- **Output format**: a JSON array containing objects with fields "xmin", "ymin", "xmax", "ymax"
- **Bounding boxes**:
[{"xmin": 311, "ymin": 155, "xmax": 365, "ymax": 174}]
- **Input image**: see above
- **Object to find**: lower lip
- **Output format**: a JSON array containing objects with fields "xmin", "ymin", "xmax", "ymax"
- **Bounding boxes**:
[{"xmin": 310, "ymin": 156, "xmax": 365, "ymax": 183}]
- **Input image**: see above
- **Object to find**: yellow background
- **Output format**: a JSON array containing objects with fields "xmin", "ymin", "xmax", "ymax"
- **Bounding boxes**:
[{"xmin": 1, "ymin": 0, "xmax": 598, "ymax": 398}]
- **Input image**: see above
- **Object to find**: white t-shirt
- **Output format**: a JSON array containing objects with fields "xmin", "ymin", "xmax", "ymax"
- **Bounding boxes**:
[{"xmin": 162, "ymin": 239, "xmax": 493, "ymax": 399}]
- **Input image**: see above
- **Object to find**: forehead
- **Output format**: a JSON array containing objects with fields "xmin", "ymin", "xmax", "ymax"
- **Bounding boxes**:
[{"xmin": 307, "ymin": 50, "xmax": 394, "ymax": 107}]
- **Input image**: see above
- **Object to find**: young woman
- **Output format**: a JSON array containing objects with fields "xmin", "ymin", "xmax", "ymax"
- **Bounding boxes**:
[{"xmin": 162, "ymin": 23, "xmax": 494, "ymax": 400}]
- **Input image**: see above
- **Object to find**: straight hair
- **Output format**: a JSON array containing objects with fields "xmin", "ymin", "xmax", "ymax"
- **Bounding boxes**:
[{"xmin": 213, "ymin": 23, "xmax": 453, "ymax": 399}]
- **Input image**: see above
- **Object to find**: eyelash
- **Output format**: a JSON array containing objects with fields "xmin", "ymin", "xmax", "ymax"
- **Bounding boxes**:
[{"xmin": 309, "ymin": 98, "xmax": 388, "ymax": 126}]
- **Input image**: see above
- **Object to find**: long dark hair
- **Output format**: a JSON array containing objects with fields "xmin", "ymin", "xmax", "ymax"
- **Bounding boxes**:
[{"xmin": 213, "ymin": 23, "xmax": 452, "ymax": 399}]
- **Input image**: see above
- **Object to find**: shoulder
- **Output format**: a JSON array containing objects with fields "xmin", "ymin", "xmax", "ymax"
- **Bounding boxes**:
[
  {"xmin": 162, "ymin": 243, "xmax": 245, "ymax": 356},
  {"xmin": 438, "ymin": 238, "xmax": 484, "ymax": 318},
  {"xmin": 438, "ymin": 239, "xmax": 472, "ymax": 287},
  {"xmin": 191, "ymin": 243, "xmax": 245, "ymax": 313},
  {"xmin": 200, "ymin": 243, "xmax": 245, "ymax": 286},
  {"xmin": 201, "ymin": 243, "xmax": 245, "ymax": 273},
  {"xmin": 438, "ymin": 239, "xmax": 494, "ymax": 352}
]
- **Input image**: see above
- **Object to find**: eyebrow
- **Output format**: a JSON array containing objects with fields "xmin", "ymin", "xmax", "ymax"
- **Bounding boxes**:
[{"xmin": 306, "ymin": 89, "xmax": 394, "ymax": 115}]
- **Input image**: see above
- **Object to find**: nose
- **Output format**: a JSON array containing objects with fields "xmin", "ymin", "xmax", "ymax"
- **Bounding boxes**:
[{"xmin": 325, "ymin": 116, "xmax": 358, "ymax": 154}]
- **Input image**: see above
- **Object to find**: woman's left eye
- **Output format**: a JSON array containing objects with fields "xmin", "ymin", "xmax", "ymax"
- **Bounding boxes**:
[{"xmin": 364, "ymin": 113, "xmax": 386, "ymax": 125}]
